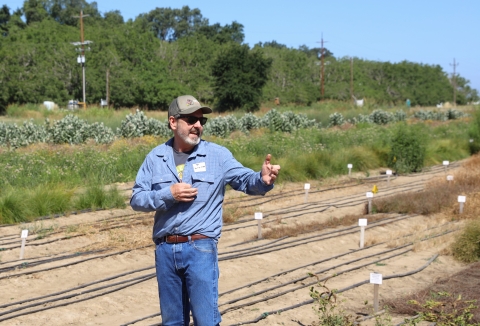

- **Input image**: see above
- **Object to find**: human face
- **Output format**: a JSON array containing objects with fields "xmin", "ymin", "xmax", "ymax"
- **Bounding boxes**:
[{"xmin": 171, "ymin": 110, "xmax": 205, "ymax": 150}]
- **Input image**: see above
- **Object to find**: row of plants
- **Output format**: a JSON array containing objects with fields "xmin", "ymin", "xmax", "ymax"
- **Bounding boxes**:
[
  {"xmin": 0, "ymin": 108, "xmax": 468, "ymax": 149},
  {"xmin": 0, "ymin": 116, "xmax": 472, "ymax": 224}
]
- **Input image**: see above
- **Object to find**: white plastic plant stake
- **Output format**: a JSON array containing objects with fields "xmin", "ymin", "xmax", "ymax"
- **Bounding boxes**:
[
  {"xmin": 347, "ymin": 164, "xmax": 353, "ymax": 176},
  {"xmin": 19, "ymin": 229, "xmax": 28, "ymax": 260},
  {"xmin": 447, "ymin": 175, "xmax": 454, "ymax": 186},
  {"xmin": 304, "ymin": 183, "xmax": 310, "ymax": 203},
  {"xmin": 366, "ymin": 192, "xmax": 373, "ymax": 214},
  {"xmin": 443, "ymin": 160, "xmax": 449, "ymax": 174},
  {"xmin": 254, "ymin": 212, "xmax": 263, "ymax": 239},
  {"xmin": 458, "ymin": 196, "xmax": 466, "ymax": 214},
  {"xmin": 386, "ymin": 169, "xmax": 392, "ymax": 186},
  {"xmin": 358, "ymin": 219, "xmax": 367, "ymax": 248},
  {"xmin": 370, "ymin": 272, "xmax": 383, "ymax": 313}
]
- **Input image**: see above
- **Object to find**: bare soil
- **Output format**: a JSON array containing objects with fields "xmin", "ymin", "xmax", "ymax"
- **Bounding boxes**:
[{"xmin": 0, "ymin": 163, "xmax": 478, "ymax": 326}]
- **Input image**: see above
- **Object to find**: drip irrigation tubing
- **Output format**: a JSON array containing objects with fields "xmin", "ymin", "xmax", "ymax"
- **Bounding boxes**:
[
  {"xmin": 218, "ymin": 229, "xmax": 456, "ymax": 314},
  {"xmin": 0, "ymin": 273, "xmax": 155, "ymax": 323},
  {"xmin": 226, "ymin": 254, "xmax": 439, "ymax": 325},
  {"xmin": 223, "ymin": 181, "xmax": 428, "ymax": 232},
  {"xmin": 0, "ymin": 245, "xmax": 151, "ymax": 280},
  {"xmin": 0, "ymin": 249, "xmax": 107, "ymax": 273}
]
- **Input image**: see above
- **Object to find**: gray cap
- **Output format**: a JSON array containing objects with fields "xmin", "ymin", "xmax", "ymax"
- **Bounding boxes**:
[{"xmin": 168, "ymin": 95, "xmax": 212, "ymax": 117}]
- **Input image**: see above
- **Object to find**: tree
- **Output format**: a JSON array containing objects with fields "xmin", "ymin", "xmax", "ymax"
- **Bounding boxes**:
[
  {"xmin": 212, "ymin": 44, "xmax": 272, "ymax": 111},
  {"xmin": 24, "ymin": 0, "xmax": 48, "ymax": 24},
  {"xmin": 0, "ymin": 5, "xmax": 10, "ymax": 36},
  {"xmin": 135, "ymin": 6, "xmax": 207, "ymax": 41},
  {"xmin": 196, "ymin": 21, "xmax": 244, "ymax": 44}
]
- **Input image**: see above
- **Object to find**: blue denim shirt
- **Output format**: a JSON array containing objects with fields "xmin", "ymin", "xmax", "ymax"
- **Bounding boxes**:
[{"xmin": 130, "ymin": 138, "xmax": 274, "ymax": 241}]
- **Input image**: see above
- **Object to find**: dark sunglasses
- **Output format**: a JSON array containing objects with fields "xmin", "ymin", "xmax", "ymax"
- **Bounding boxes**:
[{"xmin": 177, "ymin": 115, "xmax": 208, "ymax": 126}]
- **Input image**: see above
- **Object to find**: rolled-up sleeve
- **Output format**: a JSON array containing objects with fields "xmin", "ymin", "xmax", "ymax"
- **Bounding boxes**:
[{"xmin": 222, "ymin": 150, "xmax": 274, "ymax": 195}]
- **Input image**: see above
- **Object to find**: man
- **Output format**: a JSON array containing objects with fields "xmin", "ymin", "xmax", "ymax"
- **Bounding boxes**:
[{"xmin": 130, "ymin": 95, "xmax": 280, "ymax": 326}]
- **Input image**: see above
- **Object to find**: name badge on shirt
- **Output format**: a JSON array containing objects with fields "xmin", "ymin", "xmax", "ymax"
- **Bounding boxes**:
[{"xmin": 193, "ymin": 162, "xmax": 206, "ymax": 172}]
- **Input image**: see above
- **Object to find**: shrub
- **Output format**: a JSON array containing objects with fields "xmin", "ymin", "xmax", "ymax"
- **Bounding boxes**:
[
  {"xmin": 388, "ymin": 123, "xmax": 426, "ymax": 173},
  {"xmin": 468, "ymin": 109, "xmax": 480, "ymax": 155},
  {"xmin": 369, "ymin": 109, "xmax": 394, "ymax": 125},
  {"xmin": 328, "ymin": 112, "xmax": 345, "ymax": 127},
  {"xmin": 451, "ymin": 218, "xmax": 480, "ymax": 263}
]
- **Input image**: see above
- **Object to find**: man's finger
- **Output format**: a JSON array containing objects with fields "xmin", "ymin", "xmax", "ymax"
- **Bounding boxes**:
[{"xmin": 264, "ymin": 154, "xmax": 271, "ymax": 164}]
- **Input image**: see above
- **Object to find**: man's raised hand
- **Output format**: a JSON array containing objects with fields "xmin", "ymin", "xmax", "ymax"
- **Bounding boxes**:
[{"xmin": 261, "ymin": 154, "xmax": 281, "ymax": 186}]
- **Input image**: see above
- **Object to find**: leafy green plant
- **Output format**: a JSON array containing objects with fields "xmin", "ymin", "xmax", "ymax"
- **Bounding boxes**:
[
  {"xmin": 388, "ymin": 123, "xmax": 427, "ymax": 173},
  {"xmin": 309, "ymin": 274, "xmax": 358, "ymax": 326},
  {"xmin": 468, "ymin": 109, "xmax": 480, "ymax": 155},
  {"xmin": 451, "ymin": 218, "xmax": 480, "ymax": 263},
  {"xmin": 406, "ymin": 292, "xmax": 479, "ymax": 325}
]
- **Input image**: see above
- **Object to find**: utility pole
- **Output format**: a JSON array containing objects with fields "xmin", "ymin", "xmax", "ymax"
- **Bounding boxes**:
[
  {"xmin": 350, "ymin": 57, "xmax": 354, "ymax": 100},
  {"xmin": 317, "ymin": 34, "xmax": 328, "ymax": 99},
  {"xmin": 450, "ymin": 58, "xmax": 459, "ymax": 107},
  {"xmin": 71, "ymin": 11, "xmax": 92, "ymax": 109}
]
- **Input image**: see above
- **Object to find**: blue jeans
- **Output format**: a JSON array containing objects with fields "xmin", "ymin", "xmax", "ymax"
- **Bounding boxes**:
[{"xmin": 155, "ymin": 237, "xmax": 221, "ymax": 326}]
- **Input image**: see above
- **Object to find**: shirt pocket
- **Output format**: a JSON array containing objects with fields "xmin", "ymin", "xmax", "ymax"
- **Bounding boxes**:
[
  {"xmin": 191, "ymin": 173, "xmax": 215, "ymax": 202},
  {"xmin": 151, "ymin": 174, "xmax": 175, "ymax": 191}
]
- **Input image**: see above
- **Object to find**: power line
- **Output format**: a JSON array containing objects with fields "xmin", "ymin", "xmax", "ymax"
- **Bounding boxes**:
[
  {"xmin": 450, "ymin": 58, "xmax": 459, "ymax": 107},
  {"xmin": 71, "ymin": 11, "xmax": 92, "ymax": 109},
  {"xmin": 317, "ymin": 33, "xmax": 328, "ymax": 99}
]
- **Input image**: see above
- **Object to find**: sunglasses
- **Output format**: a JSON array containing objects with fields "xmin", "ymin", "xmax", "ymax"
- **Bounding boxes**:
[{"xmin": 177, "ymin": 115, "xmax": 208, "ymax": 126}]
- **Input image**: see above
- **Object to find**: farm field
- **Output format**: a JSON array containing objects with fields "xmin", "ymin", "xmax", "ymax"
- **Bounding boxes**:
[{"xmin": 0, "ymin": 159, "xmax": 478, "ymax": 325}]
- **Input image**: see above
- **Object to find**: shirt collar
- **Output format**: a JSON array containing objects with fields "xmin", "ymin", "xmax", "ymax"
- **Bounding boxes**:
[{"xmin": 154, "ymin": 138, "xmax": 207, "ymax": 160}]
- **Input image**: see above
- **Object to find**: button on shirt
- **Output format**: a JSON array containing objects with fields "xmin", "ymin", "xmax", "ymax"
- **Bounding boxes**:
[{"xmin": 130, "ymin": 139, "xmax": 274, "ymax": 241}]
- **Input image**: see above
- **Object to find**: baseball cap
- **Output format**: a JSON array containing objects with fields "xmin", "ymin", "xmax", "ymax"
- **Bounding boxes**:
[{"xmin": 168, "ymin": 95, "xmax": 212, "ymax": 117}]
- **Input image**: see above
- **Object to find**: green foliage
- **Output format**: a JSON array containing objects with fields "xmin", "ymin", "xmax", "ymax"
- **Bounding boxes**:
[
  {"xmin": 388, "ymin": 123, "xmax": 427, "ymax": 173},
  {"xmin": 468, "ymin": 109, "xmax": 480, "ymax": 155},
  {"xmin": 328, "ymin": 112, "xmax": 345, "ymax": 127},
  {"xmin": 309, "ymin": 275, "xmax": 357, "ymax": 326},
  {"xmin": 212, "ymin": 44, "xmax": 272, "ymax": 111},
  {"xmin": 451, "ymin": 218, "xmax": 480, "ymax": 263},
  {"xmin": 406, "ymin": 292, "xmax": 479, "ymax": 325},
  {"xmin": 75, "ymin": 185, "xmax": 126, "ymax": 211},
  {"xmin": 117, "ymin": 110, "xmax": 170, "ymax": 138}
]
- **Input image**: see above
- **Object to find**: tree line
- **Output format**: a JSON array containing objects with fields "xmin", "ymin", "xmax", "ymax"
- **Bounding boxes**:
[{"xmin": 0, "ymin": 1, "xmax": 478, "ymax": 113}]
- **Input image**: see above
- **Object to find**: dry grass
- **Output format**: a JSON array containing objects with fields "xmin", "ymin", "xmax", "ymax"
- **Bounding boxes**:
[
  {"xmin": 259, "ymin": 213, "xmax": 390, "ymax": 239},
  {"xmin": 222, "ymin": 205, "xmax": 256, "ymax": 223},
  {"xmin": 384, "ymin": 262, "xmax": 480, "ymax": 323},
  {"xmin": 374, "ymin": 154, "xmax": 480, "ymax": 217}
]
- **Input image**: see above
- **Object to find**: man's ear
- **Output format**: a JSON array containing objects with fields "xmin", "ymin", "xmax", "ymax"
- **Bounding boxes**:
[{"xmin": 169, "ymin": 116, "xmax": 177, "ymax": 130}]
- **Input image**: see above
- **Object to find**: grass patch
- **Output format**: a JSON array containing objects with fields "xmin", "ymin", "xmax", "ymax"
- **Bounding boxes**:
[{"xmin": 259, "ymin": 213, "xmax": 388, "ymax": 240}]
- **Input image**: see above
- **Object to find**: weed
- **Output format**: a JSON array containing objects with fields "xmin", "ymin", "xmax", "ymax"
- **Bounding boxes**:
[{"xmin": 308, "ymin": 274, "xmax": 359, "ymax": 326}]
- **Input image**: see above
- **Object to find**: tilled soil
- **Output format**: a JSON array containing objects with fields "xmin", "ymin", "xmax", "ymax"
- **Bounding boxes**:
[{"xmin": 0, "ymin": 163, "xmax": 477, "ymax": 326}]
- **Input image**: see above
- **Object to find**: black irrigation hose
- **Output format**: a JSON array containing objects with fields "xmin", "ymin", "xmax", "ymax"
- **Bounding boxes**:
[
  {"xmin": 119, "ymin": 312, "xmax": 161, "ymax": 326},
  {"xmin": 227, "ymin": 254, "xmax": 439, "ymax": 325},
  {"xmin": 0, "ymin": 245, "xmax": 151, "ymax": 280},
  {"xmin": 223, "ymin": 181, "xmax": 427, "ymax": 232},
  {"xmin": 119, "ymin": 226, "xmax": 457, "ymax": 326},
  {"xmin": 0, "ymin": 216, "xmax": 151, "ymax": 251},
  {"xmin": 219, "ymin": 214, "xmax": 417, "ymax": 261},
  {"xmin": 0, "ymin": 249, "xmax": 107, "ymax": 273},
  {"xmin": 0, "ymin": 273, "xmax": 155, "ymax": 323}
]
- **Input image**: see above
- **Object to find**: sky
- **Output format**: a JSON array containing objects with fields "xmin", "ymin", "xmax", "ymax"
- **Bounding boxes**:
[{"xmin": 5, "ymin": 0, "xmax": 480, "ymax": 93}]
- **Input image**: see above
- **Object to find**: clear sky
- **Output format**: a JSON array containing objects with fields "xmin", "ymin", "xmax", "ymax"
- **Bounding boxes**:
[{"xmin": 5, "ymin": 0, "xmax": 480, "ymax": 92}]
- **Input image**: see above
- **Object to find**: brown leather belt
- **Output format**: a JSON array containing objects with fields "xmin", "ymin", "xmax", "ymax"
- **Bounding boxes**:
[{"xmin": 163, "ymin": 234, "xmax": 209, "ymax": 243}]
